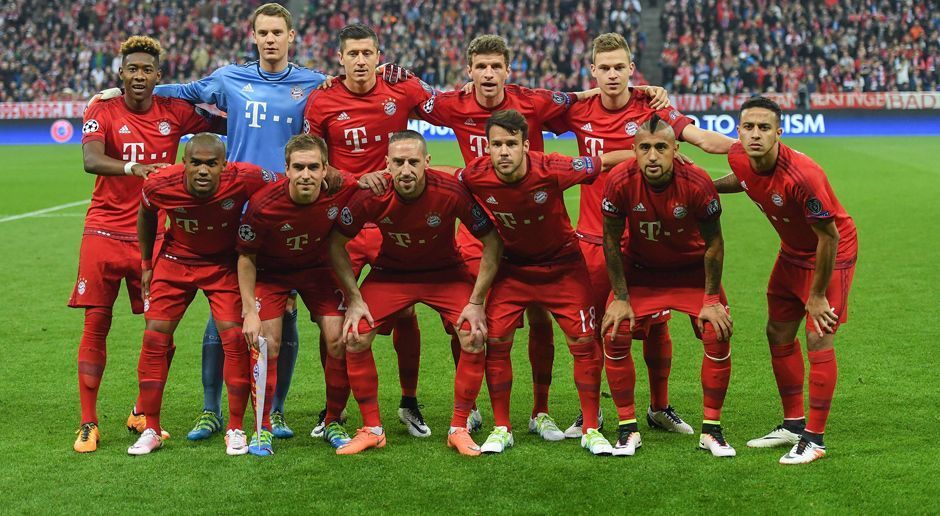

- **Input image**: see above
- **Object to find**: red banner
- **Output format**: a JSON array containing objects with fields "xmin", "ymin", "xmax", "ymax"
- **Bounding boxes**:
[{"xmin": 0, "ymin": 102, "xmax": 87, "ymax": 120}]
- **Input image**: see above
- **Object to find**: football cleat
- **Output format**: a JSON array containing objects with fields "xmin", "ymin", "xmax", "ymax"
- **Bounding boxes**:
[
  {"xmin": 447, "ymin": 428, "xmax": 482, "ymax": 456},
  {"xmin": 187, "ymin": 410, "xmax": 223, "ymax": 441},
  {"xmin": 225, "ymin": 429, "xmax": 249, "ymax": 456},
  {"xmin": 127, "ymin": 410, "xmax": 170, "ymax": 439},
  {"xmin": 747, "ymin": 424, "xmax": 802, "ymax": 448},
  {"xmin": 780, "ymin": 439, "xmax": 826, "ymax": 465},
  {"xmin": 699, "ymin": 426, "xmax": 736, "ymax": 457},
  {"xmin": 270, "ymin": 410, "xmax": 294, "ymax": 439},
  {"xmin": 467, "ymin": 408, "xmax": 483, "ymax": 433},
  {"xmin": 248, "ymin": 429, "xmax": 274, "ymax": 457},
  {"xmin": 323, "ymin": 421, "xmax": 353, "ymax": 449},
  {"xmin": 580, "ymin": 428, "xmax": 614, "ymax": 456},
  {"xmin": 480, "ymin": 426, "xmax": 514, "ymax": 454},
  {"xmin": 564, "ymin": 409, "xmax": 604, "ymax": 439},
  {"xmin": 74, "ymin": 422, "xmax": 100, "ymax": 453},
  {"xmin": 336, "ymin": 426, "xmax": 386, "ymax": 455},
  {"xmin": 528, "ymin": 413, "xmax": 566, "ymax": 441},
  {"xmin": 612, "ymin": 428, "xmax": 642, "ymax": 457},
  {"xmin": 127, "ymin": 428, "xmax": 163, "ymax": 456},
  {"xmin": 311, "ymin": 407, "xmax": 348, "ymax": 438},
  {"xmin": 647, "ymin": 405, "xmax": 694, "ymax": 434},
  {"xmin": 398, "ymin": 406, "xmax": 431, "ymax": 437}
]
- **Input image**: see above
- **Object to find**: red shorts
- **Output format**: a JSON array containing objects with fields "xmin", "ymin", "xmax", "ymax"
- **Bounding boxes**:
[
  {"xmin": 456, "ymin": 223, "xmax": 482, "ymax": 264},
  {"xmin": 68, "ymin": 233, "xmax": 163, "ymax": 313},
  {"xmin": 767, "ymin": 257, "xmax": 855, "ymax": 333},
  {"xmin": 255, "ymin": 267, "xmax": 346, "ymax": 321},
  {"xmin": 486, "ymin": 257, "xmax": 596, "ymax": 339},
  {"xmin": 357, "ymin": 267, "xmax": 474, "ymax": 335},
  {"xmin": 579, "ymin": 238, "xmax": 610, "ymax": 317},
  {"xmin": 347, "ymin": 225, "xmax": 381, "ymax": 276},
  {"xmin": 145, "ymin": 256, "xmax": 242, "ymax": 322}
]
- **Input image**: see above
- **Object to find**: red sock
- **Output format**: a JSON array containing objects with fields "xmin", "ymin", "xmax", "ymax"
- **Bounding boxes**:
[
  {"xmin": 569, "ymin": 339, "xmax": 602, "ymax": 431},
  {"xmin": 528, "ymin": 321, "xmax": 554, "ymax": 416},
  {"xmin": 78, "ymin": 307, "xmax": 112, "ymax": 425},
  {"xmin": 135, "ymin": 339, "xmax": 174, "ymax": 413},
  {"xmin": 643, "ymin": 323, "xmax": 672, "ymax": 411},
  {"xmin": 138, "ymin": 329, "xmax": 172, "ymax": 432},
  {"xmin": 604, "ymin": 332, "xmax": 636, "ymax": 422},
  {"xmin": 219, "ymin": 327, "xmax": 251, "ymax": 431},
  {"xmin": 393, "ymin": 314, "xmax": 421, "ymax": 398},
  {"xmin": 770, "ymin": 339, "xmax": 805, "ymax": 420},
  {"xmin": 325, "ymin": 353, "xmax": 350, "ymax": 424},
  {"xmin": 249, "ymin": 347, "xmax": 278, "ymax": 429},
  {"xmin": 451, "ymin": 349, "xmax": 484, "ymax": 427},
  {"xmin": 485, "ymin": 341, "xmax": 514, "ymax": 429},
  {"xmin": 806, "ymin": 348, "xmax": 837, "ymax": 435},
  {"xmin": 346, "ymin": 348, "xmax": 381, "ymax": 427},
  {"xmin": 701, "ymin": 323, "xmax": 732, "ymax": 421}
]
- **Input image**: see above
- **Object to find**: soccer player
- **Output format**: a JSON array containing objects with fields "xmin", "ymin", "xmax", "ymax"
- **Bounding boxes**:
[
  {"xmin": 600, "ymin": 116, "xmax": 735, "ymax": 457},
  {"xmin": 237, "ymin": 134, "xmax": 358, "ymax": 455},
  {"xmin": 714, "ymin": 96, "xmax": 857, "ymax": 464},
  {"xmin": 329, "ymin": 131, "xmax": 502, "ymax": 456},
  {"xmin": 71, "ymin": 35, "xmax": 215, "ymax": 452},
  {"xmin": 303, "ymin": 24, "xmax": 435, "ymax": 438},
  {"xmin": 546, "ymin": 32, "xmax": 736, "ymax": 437},
  {"xmin": 127, "ymin": 133, "xmax": 275, "ymax": 456},
  {"xmin": 458, "ymin": 109, "xmax": 626, "ymax": 455}
]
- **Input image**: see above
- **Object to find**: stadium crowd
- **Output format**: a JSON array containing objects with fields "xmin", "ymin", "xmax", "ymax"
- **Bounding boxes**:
[{"xmin": 660, "ymin": 0, "xmax": 940, "ymax": 95}]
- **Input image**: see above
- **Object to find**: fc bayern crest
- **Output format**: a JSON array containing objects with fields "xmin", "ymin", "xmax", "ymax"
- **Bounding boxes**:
[
  {"xmin": 221, "ymin": 198, "xmax": 235, "ymax": 210},
  {"xmin": 384, "ymin": 100, "xmax": 397, "ymax": 116},
  {"xmin": 572, "ymin": 158, "xmax": 586, "ymax": 171},
  {"xmin": 238, "ymin": 224, "xmax": 256, "ymax": 242},
  {"xmin": 625, "ymin": 121, "xmax": 638, "ymax": 136},
  {"xmin": 261, "ymin": 169, "xmax": 276, "ymax": 183},
  {"xmin": 533, "ymin": 190, "xmax": 548, "ymax": 204},
  {"xmin": 77, "ymin": 278, "xmax": 87, "ymax": 295},
  {"xmin": 771, "ymin": 193, "xmax": 784, "ymax": 206},
  {"xmin": 426, "ymin": 213, "xmax": 442, "ymax": 227},
  {"xmin": 158, "ymin": 121, "xmax": 171, "ymax": 135},
  {"xmin": 290, "ymin": 86, "xmax": 304, "ymax": 99},
  {"xmin": 669, "ymin": 109, "xmax": 680, "ymax": 120},
  {"xmin": 144, "ymin": 299, "xmax": 150, "ymax": 312},
  {"xmin": 552, "ymin": 92, "xmax": 567, "ymax": 105},
  {"xmin": 327, "ymin": 205, "xmax": 339, "ymax": 220},
  {"xmin": 673, "ymin": 205, "xmax": 687, "ymax": 219}
]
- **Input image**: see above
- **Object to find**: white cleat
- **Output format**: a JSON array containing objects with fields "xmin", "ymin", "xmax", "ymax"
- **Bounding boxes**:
[
  {"xmin": 780, "ymin": 439, "xmax": 827, "ymax": 465},
  {"xmin": 746, "ymin": 425, "xmax": 802, "ymax": 448},
  {"xmin": 699, "ymin": 427, "xmax": 737, "ymax": 457},
  {"xmin": 564, "ymin": 409, "xmax": 604, "ymax": 439},
  {"xmin": 529, "ymin": 413, "xmax": 566, "ymax": 442},
  {"xmin": 466, "ymin": 408, "xmax": 483, "ymax": 433},
  {"xmin": 127, "ymin": 428, "xmax": 163, "ymax": 456},
  {"xmin": 480, "ymin": 426, "xmax": 514, "ymax": 454},
  {"xmin": 647, "ymin": 405, "xmax": 694, "ymax": 434},
  {"xmin": 225, "ymin": 429, "xmax": 249, "ymax": 456},
  {"xmin": 612, "ymin": 429, "xmax": 642, "ymax": 457},
  {"xmin": 580, "ymin": 428, "xmax": 613, "ymax": 455},
  {"xmin": 398, "ymin": 406, "xmax": 431, "ymax": 438}
]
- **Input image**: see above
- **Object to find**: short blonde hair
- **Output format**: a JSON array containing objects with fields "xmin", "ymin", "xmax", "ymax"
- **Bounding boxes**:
[{"xmin": 592, "ymin": 33, "xmax": 632, "ymax": 62}]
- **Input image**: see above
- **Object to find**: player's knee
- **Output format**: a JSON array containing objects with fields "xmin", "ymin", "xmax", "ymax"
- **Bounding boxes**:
[
  {"xmin": 604, "ymin": 334, "xmax": 632, "ymax": 360},
  {"xmin": 703, "ymin": 339, "xmax": 731, "ymax": 362},
  {"xmin": 765, "ymin": 320, "xmax": 797, "ymax": 345},
  {"xmin": 326, "ymin": 336, "xmax": 346, "ymax": 358},
  {"xmin": 805, "ymin": 332, "xmax": 835, "ymax": 352},
  {"xmin": 457, "ymin": 332, "xmax": 484, "ymax": 354}
]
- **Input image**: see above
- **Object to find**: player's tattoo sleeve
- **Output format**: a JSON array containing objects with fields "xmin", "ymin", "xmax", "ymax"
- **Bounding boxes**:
[
  {"xmin": 809, "ymin": 219, "xmax": 839, "ymax": 296},
  {"xmin": 699, "ymin": 218, "xmax": 725, "ymax": 296},
  {"xmin": 470, "ymin": 229, "xmax": 503, "ymax": 304},
  {"xmin": 713, "ymin": 173, "xmax": 744, "ymax": 193},
  {"xmin": 603, "ymin": 216, "xmax": 630, "ymax": 301},
  {"xmin": 136, "ymin": 205, "xmax": 158, "ymax": 261}
]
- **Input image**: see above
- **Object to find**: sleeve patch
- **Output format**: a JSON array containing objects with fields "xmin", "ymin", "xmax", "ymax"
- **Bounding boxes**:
[
  {"xmin": 706, "ymin": 198, "xmax": 721, "ymax": 216},
  {"xmin": 340, "ymin": 206, "xmax": 353, "ymax": 226},
  {"xmin": 602, "ymin": 197, "xmax": 622, "ymax": 216},
  {"xmin": 238, "ymin": 224, "xmax": 256, "ymax": 242},
  {"xmin": 82, "ymin": 119, "xmax": 100, "ymax": 134}
]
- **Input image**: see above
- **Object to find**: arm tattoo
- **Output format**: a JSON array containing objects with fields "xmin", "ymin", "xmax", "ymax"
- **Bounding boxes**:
[{"xmin": 603, "ymin": 216, "xmax": 629, "ymax": 300}]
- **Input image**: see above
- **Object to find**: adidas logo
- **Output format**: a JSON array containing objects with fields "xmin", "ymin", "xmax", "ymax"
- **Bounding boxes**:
[
  {"xmin": 464, "ymin": 118, "xmax": 476, "ymax": 126},
  {"xmin": 633, "ymin": 203, "xmax": 647, "ymax": 212},
  {"xmin": 581, "ymin": 123, "xmax": 593, "ymax": 132},
  {"xmin": 380, "ymin": 216, "xmax": 394, "ymax": 224},
  {"xmin": 242, "ymin": 84, "xmax": 254, "ymax": 93},
  {"xmin": 119, "ymin": 125, "xmax": 130, "ymax": 134},
  {"xmin": 280, "ymin": 223, "xmax": 293, "ymax": 232},
  {"xmin": 338, "ymin": 112, "xmax": 350, "ymax": 121},
  {"xmin": 486, "ymin": 196, "xmax": 498, "ymax": 205}
]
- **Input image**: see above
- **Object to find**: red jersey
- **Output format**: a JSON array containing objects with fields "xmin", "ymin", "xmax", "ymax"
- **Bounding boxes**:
[
  {"xmin": 81, "ymin": 95, "xmax": 212, "ymax": 239},
  {"xmin": 237, "ymin": 174, "xmax": 357, "ymax": 271},
  {"xmin": 728, "ymin": 142, "xmax": 858, "ymax": 269},
  {"xmin": 602, "ymin": 159, "xmax": 721, "ymax": 268},
  {"xmin": 458, "ymin": 151, "xmax": 601, "ymax": 265},
  {"xmin": 141, "ymin": 162, "xmax": 274, "ymax": 263},
  {"xmin": 337, "ymin": 168, "xmax": 493, "ymax": 272},
  {"xmin": 546, "ymin": 88, "xmax": 694, "ymax": 241},
  {"xmin": 419, "ymin": 84, "xmax": 577, "ymax": 164},
  {"xmin": 303, "ymin": 76, "xmax": 433, "ymax": 176}
]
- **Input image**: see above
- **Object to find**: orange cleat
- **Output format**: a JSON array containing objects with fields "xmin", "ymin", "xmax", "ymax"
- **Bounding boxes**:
[
  {"xmin": 447, "ymin": 428, "xmax": 482, "ymax": 456},
  {"xmin": 74, "ymin": 423, "xmax": 100, "ymax": 453},
  {"xmin": 127, "ymin": 411, "xmax": 170, "ymax": 439},
  {"xmin": 336, "ymin": 426, "xmax": 386, "ymax": 455}
]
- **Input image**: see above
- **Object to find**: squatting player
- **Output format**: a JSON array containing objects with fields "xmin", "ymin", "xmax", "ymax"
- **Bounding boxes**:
[
  {"xmin": 127, "ymin": 134, "xmax": 274, "ymax": 456},
  {"xmin": 329, "ymin": 131, "xmax": 502, "ymax": 456},
  {"xmin": 715, "ymin": 96, "xmax": 857, "ymax": 464},
  {"xmin": 601, "ymin": 116, "xmax": 735, "ymax": 457}
]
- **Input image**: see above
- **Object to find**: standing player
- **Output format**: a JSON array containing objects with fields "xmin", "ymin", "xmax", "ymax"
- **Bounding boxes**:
[
  {"xmin": 329, "ymin": 131, "xmax": 502, "ymax": 456},
  {"xmin": 127, "ymin": 134, "xmax": 274, "ymax": 456},
  {"xmin": 237, "ymin": 134, "xmax": 357, "ymax": 455},
  {"xmin": 714, "ymin": 97, "xmax": 857, "ymax": 464},
  {"xmin": 546, "ymin": 32, "xmax": 736, "ymax": 437},
  {"xmin": 303, "ymin": 24, "xmax": 435, "ymax": 438},
  {"xmin": 458, "ymin": 110, "xmax": 626, "ymax": 455},
  {"xmin": 71, "ymin": 35, "xmax": 215, "ymax": 452},
  {"xmin": 600, "ymin": 117, "xmax": 735, "ymax": 457}
]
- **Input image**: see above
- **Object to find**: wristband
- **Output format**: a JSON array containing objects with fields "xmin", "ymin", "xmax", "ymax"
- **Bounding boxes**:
[
  {"xmin": 703, "ymin": 294, "xmax": 721, "ymax": 306},
  {"xmin": 468, "ymin": 300, "xmax": 484, "ymax": 306},
  {"xmin": 141, "ymin": 259, "xmax": 152, "ymax": 271},
  {"xmin": 124, "ymin": 161, "xmax": 138, "ymax": 175}
]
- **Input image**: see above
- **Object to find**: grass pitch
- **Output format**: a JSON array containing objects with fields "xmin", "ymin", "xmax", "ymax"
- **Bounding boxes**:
[{"xmin": 0, "ymin": 137, "xmax": 938, "ymax": 513}]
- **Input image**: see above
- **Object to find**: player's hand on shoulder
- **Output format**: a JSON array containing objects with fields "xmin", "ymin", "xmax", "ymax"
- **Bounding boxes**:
[
  {"xmin": 636, "ymin": 85, "xmax": 671, "ymax": 110},
  {"xmin": 357, "ymin": 170, "xmax": 389, "ymax": 195},
  {"xmin": 130, "ymin": 163, "xmax": 168, "ymax": 179},
  {"xmin": 675, "ymin": 152, "xmax": 694, "ymax": 165},
  {"xmin": 806, "ymin": 293, "xmax": 837, "ymax": 337},
  {"xmin": 87, "ymin": 87, "xmax": 122, "ymax": 108},
  {"xmin": 323, "ymin": 165, "xmax": 344, "ymax": 195},
  {"xmin": 318, "ymin": 75, "xmax": 336, "ymax": 90},
  {"xmin": 697, "ymin": 303, "xmax": 733, "ymax": 341},
  {"xmin": 379, "ymin": 63, "xmax": 413, "ymax": 84},
  {"xmin": 602, "ymin": 298, "xmax": 635, "ymax": 339},
  {"xmin": 460, "ymin": 82, "xmax": 474, "ymax": 95}
]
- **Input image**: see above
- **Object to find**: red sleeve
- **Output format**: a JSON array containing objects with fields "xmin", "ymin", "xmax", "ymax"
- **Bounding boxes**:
[
  {"xmin": 236, "ymin": 199, "xmax": 267, "ymax": 255},
  {"xmin": 543, "ymin": 110, "xmax": 573, "ymax": 136},
  {"xmin": 402, "ymin": 76, "xmax": 434, "ymax": 109},
  {"xmin": 688, "ymin": 166, "xmax": 722, "ymax": 222},
  {"xmin": 336, "ymin": 189, "xmax": 373, "ymax": 238},
  {"xmin": 788, "ymin": 162, "xmax": 837, "ymax": 224},
  {"xmin": 529, "ymin": 88, "xmax": 577, "ymax": 123},
  {"xmin": 415, "ymin": 91, "xmax": 452, "ymax": 126},
  {"xmin": 657, "ymin": 107, "xmax": 694, "ymax": 141},
  {"xmin": 601, "ymin": 163, "xmax": 630, "ymax": 219},
  {"xmin": 172, "ymin": 100, "xmax": 213, "ymax": 135},
  {"xmin": 455, "ymin": 188, "xmax": 494, "ymax": 237},
  {"xmin": 544, "ymin": 152, "xmax": 602, "ymax": 190},
  {"xmin": 81, "ymin": 101, "xmax": 109, "ymax": 144},
  {"xmin": 303, "ymin": 91, "xmax": 325, "ymax": 136}
]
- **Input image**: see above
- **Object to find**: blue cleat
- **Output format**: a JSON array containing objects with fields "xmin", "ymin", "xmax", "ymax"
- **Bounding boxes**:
[
  {"xmin": 270, "ymin": 410, "xmax": 294, "ymax": 439},
  {"xmin": 323, "ymin": 421, "xmax": 352, "ymax": 449},
  {"xmin": 248, "ymin": 429, "xmax": 275, "ymax": 456},
  {"xmin": 187, "ymin": 410, "xmax": 223, "ymax": 441}
]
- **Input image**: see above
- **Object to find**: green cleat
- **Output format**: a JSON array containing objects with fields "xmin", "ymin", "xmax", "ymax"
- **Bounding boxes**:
[
  {"xmin": 270, "ymin": 411, "xmax": 294, "ymax": 439},
  {"xmin": 323, "ymin": 421, "xmax": 352, "ymax": 449},
  {"xmin": 248, "ymin": 429, "xmax": 275, "ymax": 456},
  {"xmin": 187, "ymin": 410, "xmax": 223, "ymax": 441}
]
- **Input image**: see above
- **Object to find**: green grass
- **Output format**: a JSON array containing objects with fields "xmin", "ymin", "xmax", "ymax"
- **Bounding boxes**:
[{"xmin": 1, "ymin": 137, "xmax": 938, "ymax": 513}]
